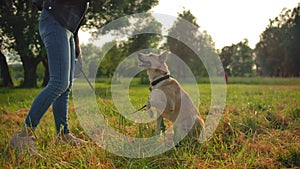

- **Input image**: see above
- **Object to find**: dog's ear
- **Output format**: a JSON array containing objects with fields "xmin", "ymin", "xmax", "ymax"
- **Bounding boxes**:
[{"xmin": 159, "ymin": 51, "xmax": 168, "ymax": 63}]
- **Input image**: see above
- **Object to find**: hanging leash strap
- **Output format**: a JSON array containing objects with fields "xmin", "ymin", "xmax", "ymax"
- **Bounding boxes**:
[
  {"xmin": 80, "ymin": 69, "xmax": 106, "ymax": 105},
  {"xmin": 80, "ymin": 69, "xmax": 97, "ymax": 94}
]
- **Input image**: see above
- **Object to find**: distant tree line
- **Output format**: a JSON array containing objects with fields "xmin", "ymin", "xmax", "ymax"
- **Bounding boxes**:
[
  {"xmin": 78, "ymin": 10, "xmax": 216, "ymax": 82},
  {"xmin": 0, "ymin": 2, "xmax": 299, "ymax": 87},
  {"xmin": 255, "ymin": 4, "xmax": 300, "ymax": 77},
  {"xmin": 220, "ymin": 3, "xmax": 300, "ymax": 77}
]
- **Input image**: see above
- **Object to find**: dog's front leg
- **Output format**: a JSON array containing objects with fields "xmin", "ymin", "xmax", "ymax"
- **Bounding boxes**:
[
  {"xmin": 147, "ymin": 95, "xmax": 162, "ymax": 135},
  {"xmin": 149, "ymin": 89, "xmax": 167, "ymax": 136},
  {"xmin": 156, "ymin": 115, "xmax": 163, "ymax": 135},
  {"xmin": 146, "ymin": 100, "xmax": 154, "ymax": 118}
]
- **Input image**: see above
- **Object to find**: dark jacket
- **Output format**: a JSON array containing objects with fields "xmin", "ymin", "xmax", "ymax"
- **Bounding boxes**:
[{"xmin": 43, "ymin": 0, "xmax": 90, "ymax": 33}]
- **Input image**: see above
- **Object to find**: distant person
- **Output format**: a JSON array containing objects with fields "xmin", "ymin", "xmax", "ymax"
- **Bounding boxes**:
[
  {"xmin": 9, "ymin": 0, "xmax": 91, "ymax": 156},
  {"xmin": 225, "ymin": 72, "xmax": 228, "ymax": 84}
]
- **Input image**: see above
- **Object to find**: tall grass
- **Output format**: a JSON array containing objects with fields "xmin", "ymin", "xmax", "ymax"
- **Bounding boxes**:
[{"xmin": 0, "ymin": 78, "xmax": 300, "ymax": 168}]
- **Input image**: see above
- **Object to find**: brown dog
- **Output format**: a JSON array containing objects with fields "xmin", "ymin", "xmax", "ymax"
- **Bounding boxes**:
[{"xmin": 138, "ymin": 51, "xmax": 205, "ymax": 141}]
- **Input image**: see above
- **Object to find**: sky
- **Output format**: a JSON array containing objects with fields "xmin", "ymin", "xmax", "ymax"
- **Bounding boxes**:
[{"xmin": 79, "ymin": 0, "xmax": 299, "ymax": 50}]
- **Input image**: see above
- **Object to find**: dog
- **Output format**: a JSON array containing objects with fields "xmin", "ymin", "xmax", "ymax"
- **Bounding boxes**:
[{"xmin": 138, "ymin": 51, "xmax": 205, "ymax": 142}]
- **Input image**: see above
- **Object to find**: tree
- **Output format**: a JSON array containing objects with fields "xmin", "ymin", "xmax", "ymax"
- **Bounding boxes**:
[
  {"xmin": 285, "ymin": 4, "xmax": 300, "ymax": 76},
  {"xmin": 80, "ymin": 43, "xmax": 102, "ymax": 78},
  {"xmin": 219, "ymin": 45, "xmax": 234, "ymax": 75},
  {"xmin": 255, "ymin": 25, "xmax": 287, "ymax": 76},
  {"xmin": 0, "ymin": 28, "xmax": 14, "ymax": 87},
  {"xmin": 99, "ymin": 42, "xmax": 124, "ymax": 78},
  {"xmin": 80, "ymin": 14, "xmax": 163, "ymax": 80},
  {"xmin": 255, "ymin": 3, "xmax": 300, "ymax": 77},
  {"xmin": 121, "ymin": 14, "xmax": 163, "ymax": 55},
  {"xmin": 0, "ymin": 51, "xmax": 14, "ymax": 87},
  {"xmin": 93, "ymin": 13, "xmax": 163, "ymax": 79},
  {"xmin": 83, "ymin": 0, "xmax": 159, "ymax": 32},
  {"xmin": 118, "ymin": 13, "xmax": 163, "ymax": 78},
  {"xmin": 167, "ymin": 10, "xmax": 216, "ymax": 79},
  {"xmin": 220, "ymin": 40, "xmax": 254, "ymax": 77},
  {"xmin": 0, "ymin": 0, "xmax": 46, "ymax": 87},
  {"xmin": 231, "ymin": 40, "xmax": 254, "ymax": 77}
]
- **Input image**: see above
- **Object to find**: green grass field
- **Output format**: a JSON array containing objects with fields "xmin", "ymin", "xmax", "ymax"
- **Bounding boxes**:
[{"xmin": 1, "ymin": 77, "xmax": 300, "ymax": 168}]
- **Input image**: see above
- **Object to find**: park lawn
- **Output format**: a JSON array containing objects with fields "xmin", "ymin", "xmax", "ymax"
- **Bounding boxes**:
[{"xmin": 0, "ymin": 78, "xmax": 300, "ymax": 168}]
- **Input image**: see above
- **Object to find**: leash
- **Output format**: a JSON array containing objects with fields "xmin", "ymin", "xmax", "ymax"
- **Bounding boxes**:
[
  {"xmin": 80, "ymin": 69, "xmax": 96, "ymax": 93},
  {"xmin": 80, "ymin": 69, "xmax": 147, "ymax": 114},
  {"xmin": 132, "ymin": 74, "xmax": 170, "ymax": 114},
  {"xmin": 131, "ymin": 104, "xmax": 147, "ymax": 114},
  {"xmin": 80, "ymin": 69, "xmax": 105, "ymax": 106}
]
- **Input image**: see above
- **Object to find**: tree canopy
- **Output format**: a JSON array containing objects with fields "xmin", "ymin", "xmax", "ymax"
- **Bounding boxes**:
[
  {"xmin": 255, "ymin": 4, "xmax": 300, "ymax": 77},
  {"xmin": 219, "ymin": 39, "xmax": 254, "ymax": 77},
  {"xmin": 167, "ymin": 10, "xmax": 216, "ymax": 79}
]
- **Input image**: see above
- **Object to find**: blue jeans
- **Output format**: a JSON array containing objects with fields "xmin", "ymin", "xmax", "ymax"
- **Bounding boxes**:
[{"xmin": 25, "ymin": 9, "xmax": 75, "ymax": 135}]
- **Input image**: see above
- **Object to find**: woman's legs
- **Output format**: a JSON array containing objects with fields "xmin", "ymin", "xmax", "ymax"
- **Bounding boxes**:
[
  {"xmin": 10, "ymin": 9, "xmax": 85, "ymax": 155},
  {"xmin": 25, "ymin": 9, "xmax": 74, "ymax": 134},
  {"xmin": 52, "ymin": 34, "xmax": 75, "ymax": 135}
]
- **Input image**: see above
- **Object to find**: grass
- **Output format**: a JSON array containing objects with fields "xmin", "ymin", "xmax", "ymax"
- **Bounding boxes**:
[{"xmin": 0, "ymin": 77, "xmax": 300, "ymax": 168}]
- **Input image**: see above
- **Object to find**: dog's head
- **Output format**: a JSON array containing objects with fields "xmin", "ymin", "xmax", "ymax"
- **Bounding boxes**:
[{"xmin": 138, "ymin": 51, "xmax": 168, "ymax": 69}]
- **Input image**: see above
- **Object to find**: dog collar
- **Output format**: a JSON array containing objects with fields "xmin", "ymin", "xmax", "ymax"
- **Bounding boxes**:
[{"xmin": 151, "ymin": 74, "xmax": 170, "ymax": 87}]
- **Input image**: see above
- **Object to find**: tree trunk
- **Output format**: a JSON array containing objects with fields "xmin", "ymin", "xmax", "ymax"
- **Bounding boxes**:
[
  {"xmin": 20, "ymin": 54, "xmax": 44, "ymax": 88},
  {"xmin": 22, "ymin": 59, "xmax": 37, "ymax": 88},
  {"xmin": 0, "ymin": 51, "xmax": 14, "ymax": 87}
]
